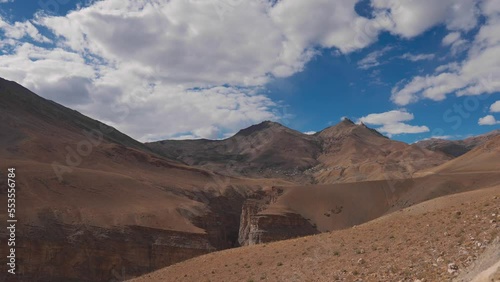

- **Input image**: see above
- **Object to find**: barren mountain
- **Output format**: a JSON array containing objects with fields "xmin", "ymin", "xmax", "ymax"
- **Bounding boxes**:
[
  {"xmin": 147, "ymin": 121, "xmax": 321, "ymax": 183},
  {"xmin": 415, "ymin": 130, "xmax": 500, "ymax": 157},
  {"xmin": 312, "ymin": 119, "xmax": 451, "ymax": 183},
  {"xmin": 0, "ymin": 78, "xmax": 289, "ymax": 281},
  {"xmin": 131, "ymin": 137, "xmax": 500, "ymax": 281},
  {"xmin": 148, "ymin": 118, "xmax": 451, "ymax": 184},
  {"xmin": 425, "ymin": 133, "xmax": 500, "ymax": 174},
  {"xmin": 237, "ymin": 135, "xmax": 500, "ymax": 246}
]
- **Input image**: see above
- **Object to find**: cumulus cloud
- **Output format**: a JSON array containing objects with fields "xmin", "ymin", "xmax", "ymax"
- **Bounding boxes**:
[
  {"xmin": 271, "ymin": 0, "xmax": 384, "ymax": 54},
  {"xmin": 359, "ymin": 110, "xmax": 413, "ymax": 125},
  {"xmin": 371, "ymin": 0, "xmax": 480, "ymax": 38},
  {"xmin": 0, "ymin": 43, "xmax": 96, "ymax": 99},
  {"xmin": 0, "ymin": 17, "xmax": 50, "ymax": 43},
  {"xmin": 0, "ymin": 0, "xmax": 494, "ymax": 140},
  {"xmin": 0, "ymin": 0, "xmax": 394, "ymax": 141},
  {"xmin": 377, "ymin": 123, "xmax": 430, "ymax": 136},
  {"xmin": 391, "ymin": 1, "xmax": 500, "ymax": 106},
  {"xmin": 358, "ymin": 110, "xmax": 429, "ymax": 136},
  {"xmin": 482, "ymin": 0, "xmax": 500, "ymax": 16},
  {"xmin": 490, "ymin": 100, "xmax": 500, "ymax": 112},
  {"xmin": 478, "ymin": 115, "xmax": 500, "ymax": 125}
]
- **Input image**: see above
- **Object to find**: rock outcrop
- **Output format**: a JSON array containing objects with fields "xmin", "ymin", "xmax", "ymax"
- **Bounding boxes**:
[
  {"xmin": 239, "ymin": 211, "xmax": 319, "ymax": 246},
  {"xmin": 1, "ymin": 224, "xmax": 215, "ymax": 282},
  {"xmin": 238, "ymin": 188, "xmax": 319, "ymax": 246}
]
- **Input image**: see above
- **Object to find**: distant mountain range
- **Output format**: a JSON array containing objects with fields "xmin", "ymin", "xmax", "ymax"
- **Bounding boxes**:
[
  {"xmin": 415, "ymin": 130, "xmax": 500, "ymax": 157},
  {"xmin": 147, "ymin": 118, "xmax": 452, "ymax": 184}
]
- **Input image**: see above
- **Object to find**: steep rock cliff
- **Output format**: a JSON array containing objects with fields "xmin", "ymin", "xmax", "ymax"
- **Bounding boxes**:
[
  {"xmin": 1, "ymin": 224, "xmax": 215, "ymax": 282},
  {"xmin": 238, "ymin": 188, "xmax": 319, "ymax": 246}
]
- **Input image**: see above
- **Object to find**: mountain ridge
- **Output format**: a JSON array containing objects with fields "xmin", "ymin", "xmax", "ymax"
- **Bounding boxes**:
[
  {"xmin": 148, "ymin": 117, "xmax": 451, "ymax": 183},
  {"xmin": 416, "ymin": 130, "xmax": 500, "ymax": 157}
]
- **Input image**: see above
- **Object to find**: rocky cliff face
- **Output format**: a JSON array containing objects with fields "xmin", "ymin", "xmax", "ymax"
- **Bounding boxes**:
[
  {"xmin": 238, "ymin": 188, "xmax": 319, "ymax": 246},
  {"xmin": 239, "ymin": 210, "xmax": 319, "ymax": 246},
  {"xmin": 238, "ymin": 199, "xmax": 264, "ymax": 246},
  {"xmin": 1, "ymin": 224, "xmax": 215, "ymax": 282},
  {"xmin": 190, "ymin": 188, "xmax": 249, "ymax": 249}
]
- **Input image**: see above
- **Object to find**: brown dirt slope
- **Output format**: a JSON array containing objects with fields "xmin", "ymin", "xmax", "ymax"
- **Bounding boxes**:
[
  {"xmin": 311, "ymin": 119, "xmax": 451, "ymax": 183},
  {"xmin": 258, "ymin": 135, "xmax": 500, "ymax": 234},
  {"xmin": 0, "ymin": 77, "xmax": 289, "ymax": 281},
  {"xmin": 147, "ymin": 121, "xmax": 321, "ymax": 183},
  {"xmin": 130, "ymin": 186, "xmax": 500, "ymax": 282},
  {"xmin": 427, "ymin": 135, "xmax": 500, "ymax": 174}
]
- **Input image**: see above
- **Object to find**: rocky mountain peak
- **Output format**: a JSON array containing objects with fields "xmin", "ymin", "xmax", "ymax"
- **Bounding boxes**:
[{"xmin": 234, "ymin": 120, "xmax": 287, "ymax": 137}]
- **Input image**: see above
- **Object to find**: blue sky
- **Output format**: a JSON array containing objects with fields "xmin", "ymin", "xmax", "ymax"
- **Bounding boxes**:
[{"xmin": 0, "ymin": 0, "xmax": 499, "ymax": 143}]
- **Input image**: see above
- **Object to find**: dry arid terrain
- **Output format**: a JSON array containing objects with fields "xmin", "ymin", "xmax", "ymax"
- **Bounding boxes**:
[
  {"xmin": 131, "ymin": 136, "xmax": 500, "ymax": 282},
  {"xmin": 416, "ymin": 131, "xmax": 500, "ymax": 158},
  {"xmin": 1, "ymin": 77, "xmax": 499, "ymax": 282},
  {"xmin": 131, "ymin": 186, "xmax": 500, "ymax": 282},
  {"xmin": 0, "ymin": 78, "xmax": 289, "ymax": 281}
]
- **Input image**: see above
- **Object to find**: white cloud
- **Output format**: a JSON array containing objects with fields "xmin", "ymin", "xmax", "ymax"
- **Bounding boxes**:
[
  {"xmin": 415, "ymin": 135, "xmax": 457, "ymax": 143},
  {"xmin": 358, "ymin": 46, "xmax": 393, "ymax": 69},
  {"xmin": 435, "ymin": 62, "xmax": 461, "ymax": 73},
  {"xmin": 359, "ymin": 110, "xmax": 413, "ymax": 125},
  {"xmin": 358, "ymin": 110, "xmax": 429, "ymax": 136},
  {"xmin": 429, "ymin": 135, "xmax": 455, "ymax": 140},
  {"xmin": 478, "ymin": 115, "xmax": 500, "ymax": 125},
  {"xmin": 169, "ymin": 134, "xmax": 199, "ymax": 140},
  {"xmin": 399, "ymin": 53, "xmax": 435, "ymax": 62},
  {"xmin": 442, "ymin": 32, "xmax": 461, "ymax": 46},
  {"xmin": 490, "ymin": 101, "xmax": 500, "ymax": 112},
  {"xmin": 303, "ymin": 131, "xmax": 316, "ymax": 135},
  {"xmin": 0, "ymin": 17, "xmax": 51, "ymax": 43},
  {"xmin": 482, "ymin": 0, "xmax": 500, "ymax": 16},
  {"xmin": 442, "ymin": 32, "xmax": 468, "ymax": 54},
  {"xmin": 391, "ymin": 3, "xmax": 500, "ymax": 106},
  {"xmin": 271, "ymin": 0, "xmax": 383, "ymax": 54},
  {"xmin": 377, "ymin": 123, "xmax": 430, "ymax": 136},
  {"xmin": 371, "ymin": 0, "xmax": 480, "ymax": 38},
  {"xmin": 0, "ymin": 43, "xmax": 96, "ymax": 96},
  {"xmin": 39, "ymin": 0, "xmax": 290, "ymax": 87},
  {"xmin": 0, "ymin": 0, "xmax": 398, "ymax": 141},
  {"xmin": 0, "ymin": 0, "xmax": 493, "ymax": 141}
]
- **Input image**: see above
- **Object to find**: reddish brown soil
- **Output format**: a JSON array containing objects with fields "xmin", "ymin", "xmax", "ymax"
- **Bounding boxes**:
[{"xmin": 131, "ymin": 186, "xmax": 500, "ymax": 282}]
